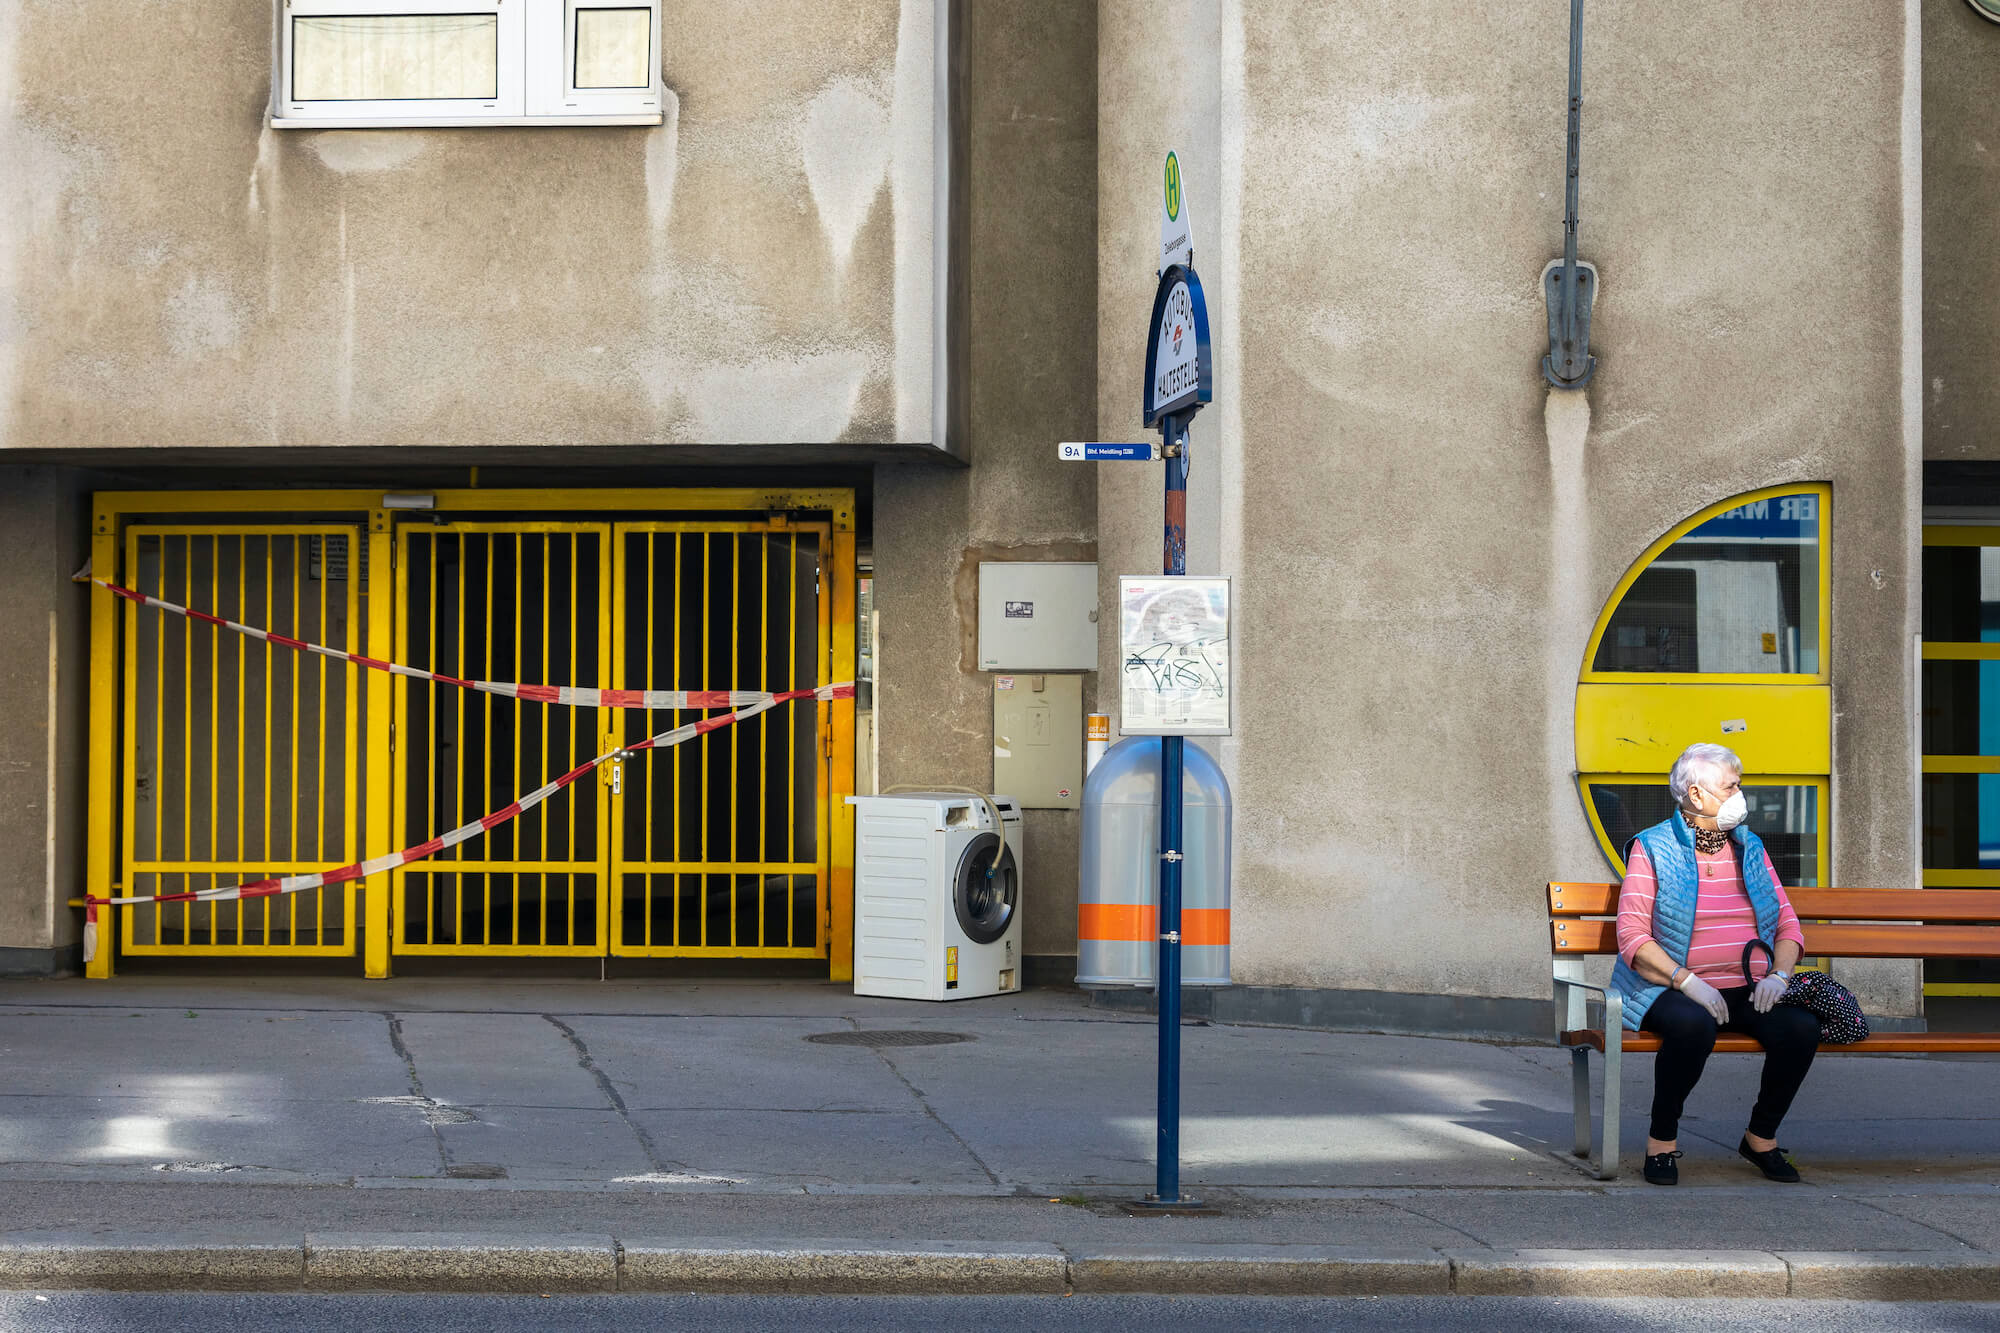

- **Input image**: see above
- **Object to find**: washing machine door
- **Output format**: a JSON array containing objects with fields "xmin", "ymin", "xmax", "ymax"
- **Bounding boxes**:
[{"xmin": 952, "ymin": 832, "xmax": 1018, "ymax": 945}]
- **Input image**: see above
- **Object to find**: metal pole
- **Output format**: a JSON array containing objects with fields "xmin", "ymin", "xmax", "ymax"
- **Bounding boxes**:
[
  {"xmin": 1560, "ymin": 0, "xmax": 1584, "ymax": 356},
  {"xmin": 1155, "ymin": 412, "xmax": 1189, "ymax": 1205}
]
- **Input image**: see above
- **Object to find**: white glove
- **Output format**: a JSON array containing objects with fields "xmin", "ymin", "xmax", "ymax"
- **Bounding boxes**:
[
  {"xmin": 1752, "ymin": 971, "xmax": 1789, "ymax": 1014},
  {"xmin": 1678, "ymin": 973, "xmax": 1729, "ymax": 1025}
]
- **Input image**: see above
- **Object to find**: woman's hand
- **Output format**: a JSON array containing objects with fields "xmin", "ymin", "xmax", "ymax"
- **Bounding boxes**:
[
  {"xmin": 1679, "ymin": 973, "xmax": 1729, "ymax": 1025},
  {"xmin": 1752, "ymin": 971, "xmax": 1789, "ymax": 1014}
]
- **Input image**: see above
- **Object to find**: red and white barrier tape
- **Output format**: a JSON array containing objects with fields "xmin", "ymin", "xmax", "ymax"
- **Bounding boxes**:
[
  {"xmin": 82, "ymin": 681, "xmax": 855, "ymax": 963},
  {"xmin": 81, "ymin": 578, "xmax": 856, "ymax": 960},
  {"xmin": 91, "ymin": 579, "xmax": 784, "ymax": 711}
]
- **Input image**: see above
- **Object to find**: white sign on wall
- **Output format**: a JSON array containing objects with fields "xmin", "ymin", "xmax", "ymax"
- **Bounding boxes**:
[{"xmin": 1119, "ymin": 576, "xmax": 1231, "ymax": 736}]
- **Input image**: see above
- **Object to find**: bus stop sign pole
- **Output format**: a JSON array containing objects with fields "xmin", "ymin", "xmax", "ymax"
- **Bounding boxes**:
[{"xmin": 1130, "ymin": 148, "xmax": 1212, "ymax": 1212}]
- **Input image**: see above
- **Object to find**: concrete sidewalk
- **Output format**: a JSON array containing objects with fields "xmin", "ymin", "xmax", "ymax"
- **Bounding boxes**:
[{"xmin": 1, "ymin": 977, "xmax": 1997, "ymax": 1296}]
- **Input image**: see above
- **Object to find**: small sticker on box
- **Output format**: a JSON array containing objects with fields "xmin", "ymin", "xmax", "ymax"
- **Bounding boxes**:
[
  {"xmin": 996, "ymin": 676, "xmax": 1015, "ymax": 690},
  {"xmin": 1005, "ymin": 600, "xmax": 1035, "ymax": 618}
]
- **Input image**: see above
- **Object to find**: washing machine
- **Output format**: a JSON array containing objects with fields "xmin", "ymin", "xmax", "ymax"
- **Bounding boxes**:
[{"xmin": 847, "ymin": 792, "xmax": 1023, "ymax": 1000}]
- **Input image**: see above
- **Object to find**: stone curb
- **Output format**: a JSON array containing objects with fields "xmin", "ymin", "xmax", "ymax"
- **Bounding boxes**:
[
  {"xmin": 303, "ymin": 1232, "xmax": 618, "ymax": 1292},
  {"xmin": 619, "ymin": 1239, "xmax": 1067, "ymax": 1294},
  {"xmin": 1067, "ymin": 1244, "xmax": 1449, "ymax": 1295},
  {"xmin": 0, "ymin": 1236, "xmax": 303, "ymax": 1291},
  {"xmin": 1444, "ymin": 1249, "xmax": 1790, "ymax": 1298},
  {"xmin": 1778, "ymin": 1251, "xmax": 2000, "ymax": 1301},
  {"xmin": 1, "ymin": 1237, "xmax": 1996, "ymax": 1298}
]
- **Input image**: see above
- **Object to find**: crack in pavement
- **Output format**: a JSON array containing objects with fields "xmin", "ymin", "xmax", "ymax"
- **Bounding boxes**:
[
  {"xmin": 859, "ymin": 1025, "xmax": 1005, "ymax": 1191},
  {"xmin": 542, "ymin": 1014, "xmax": 668, "ymax": 1174},
  {"xmin": 380, "ymin": 1012, "xmax": 452, "ymax": 1175}
]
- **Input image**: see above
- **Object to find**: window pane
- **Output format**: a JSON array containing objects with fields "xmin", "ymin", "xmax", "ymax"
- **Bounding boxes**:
[
  {"xmin": 1591, "ymin": 491, "xmax": 1822, "ymax": 675},
  {"xmin": 575, "ymin": 8, "xmax": 651, "ymax": 89},
  {"xmin": 1922, "ymin": 772, "xmax": 2000, "ymax": 871},
  {"xmin": 1589, "ymin": 782, "xmax": 1819, "ymax": 887},
  {"xmin": 1921, "ymin": 543, "xmax": 2000, "ymax": 643},
  {"xmin": 1922, "ymin": 660, "xmax": 2000, "ymax": 756},
  {"xmin": 293, "ymin": 15, "xmax": 499, "ymax": 102}
]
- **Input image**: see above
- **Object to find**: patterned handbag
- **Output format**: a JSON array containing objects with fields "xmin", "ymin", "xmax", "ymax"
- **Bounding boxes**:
[{"xmin": 1742, "ymin": 940, "xmax": 1870, "ymax": 1044}]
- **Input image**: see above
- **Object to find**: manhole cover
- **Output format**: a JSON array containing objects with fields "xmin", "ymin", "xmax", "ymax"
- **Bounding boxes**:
[{"xmin": 805, "ymin": 1030, "xmax": 976, "ymax": 1048}]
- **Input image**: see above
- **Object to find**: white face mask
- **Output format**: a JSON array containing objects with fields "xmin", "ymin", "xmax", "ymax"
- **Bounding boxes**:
[{"xmin": 1711, "ymin": 790, "xmax": 1748, "ymax": 832}]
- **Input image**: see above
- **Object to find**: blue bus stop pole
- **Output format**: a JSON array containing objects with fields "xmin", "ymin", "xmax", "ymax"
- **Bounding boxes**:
[{"xmin": 1155, "ymin": 411, "xmax": 1188, "ymax": 1205}]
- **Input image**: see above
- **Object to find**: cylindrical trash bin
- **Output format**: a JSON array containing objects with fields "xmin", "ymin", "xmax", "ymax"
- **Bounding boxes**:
[{"xmin": 1076, "ymin": 734, "xmax": 1231, "ymax": 988}]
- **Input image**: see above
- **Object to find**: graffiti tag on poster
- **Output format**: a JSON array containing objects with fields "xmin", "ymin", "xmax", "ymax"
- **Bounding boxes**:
[{"xmin": 1118, "ymin": 576, "xmax": 1231, "ymax": 736}]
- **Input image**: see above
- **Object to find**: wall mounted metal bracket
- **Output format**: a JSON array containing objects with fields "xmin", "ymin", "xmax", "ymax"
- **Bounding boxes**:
[{"xmin": 1542, "ymin": 258, "xmax": 1598, "ymax": 389}]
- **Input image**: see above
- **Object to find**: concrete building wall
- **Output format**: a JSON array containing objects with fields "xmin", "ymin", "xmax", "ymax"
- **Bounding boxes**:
[
  {"xmin": 1098, "ymin": 1, "xmax": 1920, "ymax": 1024},
  {"xmin": 1925, "ymin": 0, "xmax": 2000, "ymax": 460},
  {"xmin": 0, "ymin": 470, "xmax": 90, "ymax": 972},
  {"xmin": 0, "ymin": 1, "xmax": 938, "ymax": 452},
  {"xmin": 874, "ymin": 0, "xmax": 1098, "ymax": 965}
]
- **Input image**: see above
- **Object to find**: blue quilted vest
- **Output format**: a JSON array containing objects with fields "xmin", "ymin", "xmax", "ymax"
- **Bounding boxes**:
[{"xmin": 1608, "ymin": 814, "xmax": 1784, "ymax": 1030}]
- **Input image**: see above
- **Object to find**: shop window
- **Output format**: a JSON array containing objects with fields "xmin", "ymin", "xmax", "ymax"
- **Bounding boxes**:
[
  {"xmin": 1588, "ymin": 491, "xmax": 1823, "ymax": 680},
  {"xmin": 1581, "ymin": 777, "xmax": 1823, "ymax": 888},
  {"xmin": 275, "ymin": 0, "xmax": 663, "ymax": 128},
  {"xmin": 1576, "ymin": 485, "xmax": 1831, "ymax": 883}
]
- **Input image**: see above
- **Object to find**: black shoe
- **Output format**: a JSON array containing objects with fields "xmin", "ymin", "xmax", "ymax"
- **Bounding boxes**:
[
  {"xmin": 1738, "ymin": 1137, "xmax": 1801, "ymax": 1182},
  {"xmin": 1643, "ymin": 1150, "xmax": 1682, "ymax": 1185}
]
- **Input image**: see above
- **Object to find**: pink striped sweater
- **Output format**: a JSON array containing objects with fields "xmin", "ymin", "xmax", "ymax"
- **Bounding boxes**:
[{"xmin": 1617, "ymin": 841, "xmax": 1804, "ymax": 987}]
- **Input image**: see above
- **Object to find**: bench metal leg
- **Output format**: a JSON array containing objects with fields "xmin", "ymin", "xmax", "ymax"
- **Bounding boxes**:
[
  {"xmin": 1553, "ymin": 970, "xmax": 1622, "ymax": 1180},
  {"xmin": 1571, "ymin": 1046, "xmax": 1591, "ymax": 1158},
  {"xmin": 1598, "ymin": 1025, "xmax": 1621, "ymax": 1180}
]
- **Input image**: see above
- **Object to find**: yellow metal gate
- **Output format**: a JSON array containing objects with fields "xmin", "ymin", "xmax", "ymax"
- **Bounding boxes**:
[
  {"xmin": 610, "ymin": 521, "xmax": 831, "ymax": 958},
  {"xmin": 392, "ymin": 523, "xmax": 614, "ymax": 955},
  {"xmin": 391, "ymin": 518, "xmax": 835, "ymax": 959},
  {"xmin": 119, "ymin": 526, "xmax": 363, "ymax": 955},
  {"xmin": 84, "ymin": 488, "xmax": 857, "ymax": 976}
]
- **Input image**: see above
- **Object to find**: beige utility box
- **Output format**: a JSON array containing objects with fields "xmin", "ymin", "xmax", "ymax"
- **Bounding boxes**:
[
  {"xmin": 976, "ymin": 562, "xmax": 1098, "ymax": 671},
  {"xmin": 993, "ymin": 674, "xmax": 1084, "ymax": 809}
]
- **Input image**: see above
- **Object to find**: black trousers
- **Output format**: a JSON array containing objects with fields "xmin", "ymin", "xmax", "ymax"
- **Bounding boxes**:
[{"xmin": 1640, "ymin": 984, "xmax": 1821, "ymax": 1142}]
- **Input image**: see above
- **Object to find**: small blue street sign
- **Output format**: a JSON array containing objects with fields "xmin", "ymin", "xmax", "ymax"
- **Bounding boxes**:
[{"xmin": 1058, "ymin": 442, "xmax": 1158, "ymax": 462}]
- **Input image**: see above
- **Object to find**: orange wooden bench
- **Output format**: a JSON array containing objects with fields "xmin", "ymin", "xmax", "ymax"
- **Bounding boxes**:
[{"xmin": 1549, "ymin": 882, "xmax": 2000, "ymax": 1178}]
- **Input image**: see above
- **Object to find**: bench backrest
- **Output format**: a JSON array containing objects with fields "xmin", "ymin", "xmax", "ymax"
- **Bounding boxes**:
[{"xmin": 1548, "ymin": 883, "xmax": 2000, "ymax": 959}]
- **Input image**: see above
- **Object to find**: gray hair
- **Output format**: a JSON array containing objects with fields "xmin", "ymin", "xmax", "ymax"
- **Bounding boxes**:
[{"xmin": 1668, "ymin": 743, "xmax": 1743, "ymax": 806}]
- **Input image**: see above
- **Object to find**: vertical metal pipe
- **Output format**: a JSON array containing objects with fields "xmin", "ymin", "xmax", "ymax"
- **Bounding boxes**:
[
  {"xmin": 645, "ymin": 531, "xmax": 656, "ymax": 949},
  {"xmin": 513, "ymin": 532, "xmax": 523, "ymax": 947},
  {"xmin": 1156, "ymin": 412, "xmax": 1189, "ymax": 1205},
  {"xmin": 701, "ymin": 532, "xmax": 711, "ymax": 948},
  {"xmin": 673, "ymin": 531, "xmax": 683, "ymax": 947},
  {"xmin": 236, "ymin": 537, "xmax": 247, "ymax": 945},
  {"xmin": 482, "ymin": 534, "xmax": 494, "ymax": 947},
  {"xmin": 730, "ymin": 534, "xmax": 740, "ymax": 946},
  {"xmin": 542, "ymin": 534, "xmax": 553, "ymax": 947},
  {"xmin": 759, "ymin": 532, "xmax": 770, "ymax": 948},
  {"xmin": 1557, "ymin": 0, "xmax": 1586, "ymax": 379},
  {"xmin": 568, "ymin": 532, "xmax": 578, "ymax": 947}
]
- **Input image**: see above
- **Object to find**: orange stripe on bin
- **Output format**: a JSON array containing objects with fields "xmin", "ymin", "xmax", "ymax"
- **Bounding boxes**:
[{"xmin": 1079, "ymin": 904, "xmax": 1229, "ymax": 946}]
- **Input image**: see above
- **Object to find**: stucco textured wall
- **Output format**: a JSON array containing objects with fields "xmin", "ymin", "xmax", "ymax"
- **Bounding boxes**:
[
  {"xmin": 1099, "ymin": 1, "xmax": 1919, "ymax": 1006},
  {"xmin": 1925, "ymin": 0, "xmax": 2000, "ymax": 460},
  {"xmin": 0, "ymin": 1, "xmax": 935, "ymax": 451},
  {"xmin": 874, "ymin": 0, "xmax": 1097, "ymax": 959}
]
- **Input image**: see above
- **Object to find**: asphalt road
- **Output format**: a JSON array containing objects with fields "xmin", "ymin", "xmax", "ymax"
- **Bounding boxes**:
[{"xmin": 2, "ymin": 1294, "xmax": 1998, "ymax": 1332}]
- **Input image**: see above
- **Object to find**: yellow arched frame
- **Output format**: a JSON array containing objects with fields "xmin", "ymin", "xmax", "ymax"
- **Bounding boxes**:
[{"xmin": 1576, "ymin": 483, "xmax": 1833, "ymax": 883}]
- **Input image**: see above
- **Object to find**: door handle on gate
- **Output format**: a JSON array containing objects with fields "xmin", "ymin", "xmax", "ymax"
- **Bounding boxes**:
[{"xmin": 610, "ymin": 758, "xmax": 621, "ymax": 796}]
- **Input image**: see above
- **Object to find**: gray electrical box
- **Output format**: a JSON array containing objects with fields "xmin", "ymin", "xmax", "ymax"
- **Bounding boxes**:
[
  {"xmin": 977, "ymin": 562, "xmax": 1098, "ymax": 671},
  {"xmin": 994, "ymin": 674, "xmax": 1084, "ymax": 809}
]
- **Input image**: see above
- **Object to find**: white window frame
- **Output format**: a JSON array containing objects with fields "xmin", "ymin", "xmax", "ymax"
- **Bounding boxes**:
[{"xmin": 273, "ymin": 0, "xmax": 663, "ymax": 129}]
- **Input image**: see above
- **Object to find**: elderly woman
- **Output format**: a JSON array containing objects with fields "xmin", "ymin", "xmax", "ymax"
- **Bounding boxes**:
[{"xmin": 1610, "ymin": 742, "xmax": 1820, "ymax": 1186}]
